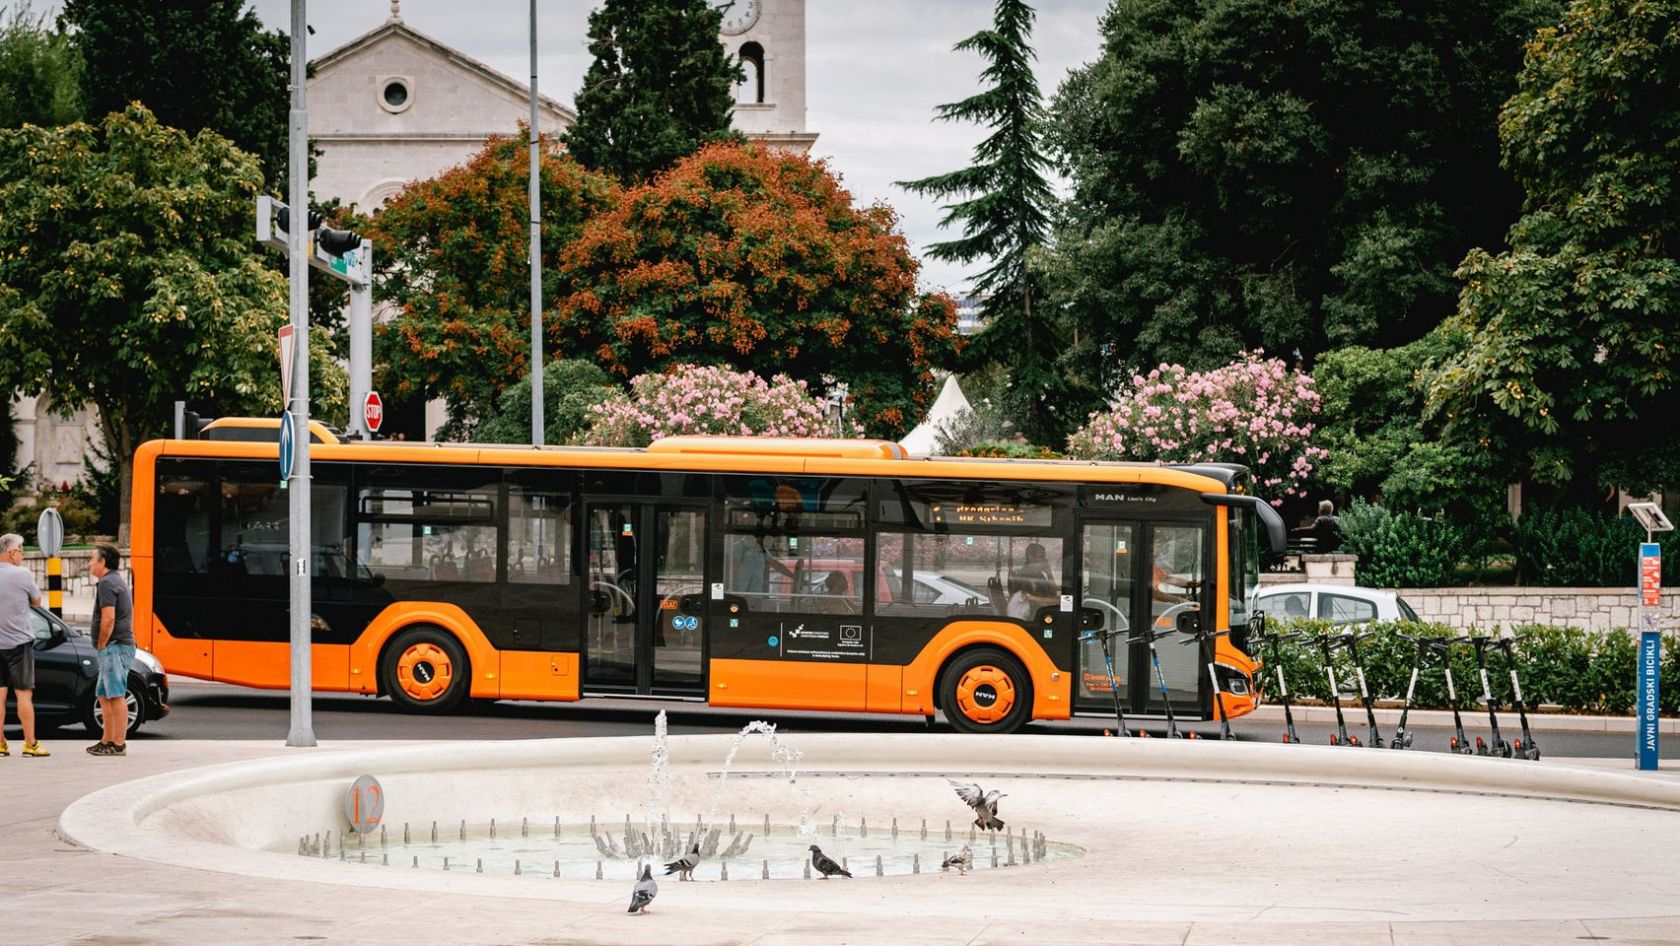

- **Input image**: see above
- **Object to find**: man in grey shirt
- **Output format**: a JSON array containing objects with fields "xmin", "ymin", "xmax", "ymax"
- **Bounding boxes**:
[
  {"xmin": 88, "ymin": 543, "xmax": 135, "ymax": 756},
  {"xmin": 0, "ymin": 531, "xmax": 48, "ymax": 757}
]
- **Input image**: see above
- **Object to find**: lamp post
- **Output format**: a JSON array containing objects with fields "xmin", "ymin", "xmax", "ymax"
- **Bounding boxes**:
[{"xmin": 529, "ymin": 0, "xmax": 544, "ymax": 446}]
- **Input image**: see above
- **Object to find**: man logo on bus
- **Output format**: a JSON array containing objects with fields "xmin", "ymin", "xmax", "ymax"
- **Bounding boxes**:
[{"xmin": 973, "ymin": 685, "xmax": 998, "ymax": 707}]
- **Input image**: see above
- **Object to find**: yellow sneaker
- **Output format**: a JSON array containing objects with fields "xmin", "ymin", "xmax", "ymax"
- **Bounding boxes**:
[
  {"xmin": 21, "ymin": 742, "xmax": 49, "ymax": 758},
  {"xmin": 0, "ymin": 738, "xmax": 8, "ymax": 756}
]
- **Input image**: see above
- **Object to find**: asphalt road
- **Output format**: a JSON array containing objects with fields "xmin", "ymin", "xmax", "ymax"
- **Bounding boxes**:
[{"xmin": 57, "ymin": 680, "xmax": 1676, "ymax": 760}]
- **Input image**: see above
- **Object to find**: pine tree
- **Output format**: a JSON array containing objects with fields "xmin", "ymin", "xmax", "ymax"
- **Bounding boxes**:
[
  {"xmin": 898, "ymin": 0, "xmax": 1081, "ymax": 445},
  {"xmin": 565, "ymin": 0, "xmax": 743, "ymax": 183}
]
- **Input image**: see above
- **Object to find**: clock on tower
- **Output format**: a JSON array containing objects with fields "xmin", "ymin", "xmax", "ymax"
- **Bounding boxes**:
[{"xmin": 719, "ymin": 0, "xmax": 762, "ymax": 36}]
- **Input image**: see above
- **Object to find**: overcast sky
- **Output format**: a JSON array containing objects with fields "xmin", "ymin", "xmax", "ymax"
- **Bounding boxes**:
[{"xmin": 238, "ymin": 0, "xmax": 1110, "ymax": 294}]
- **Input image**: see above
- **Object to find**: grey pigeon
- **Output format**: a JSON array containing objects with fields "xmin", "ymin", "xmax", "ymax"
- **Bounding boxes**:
[
  {"xmin": 941, "ymin": 844, "xmax": 973, "ymax": 875},
  {"xmin": 663, "ymin": 841, "xmax": 701, "ymax": 881},
  {"xmin": 949, "ymin": 779, "xmax": 1007, "ymax": 831},
  {"xmin": 628, "ymin": 863, "xmax": 657, "ymax": 914},
  {"xmin": 808, "ymin": 844, "xmax": 852, "ymax": 879}
]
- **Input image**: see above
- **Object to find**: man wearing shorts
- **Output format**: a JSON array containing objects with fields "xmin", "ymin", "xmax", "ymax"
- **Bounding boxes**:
[
  {"xmin": 88, "ymin": 543, "xmax": 134, "ymax": 756},
  {"xmin": 0, "ymin": 531, "xmax": 48, "ymax": 757}
]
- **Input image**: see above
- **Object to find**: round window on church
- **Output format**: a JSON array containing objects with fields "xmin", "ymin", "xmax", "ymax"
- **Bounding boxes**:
[{"xmin": 378, "ymin": 76, "xmax": 413, "ymax": 114}]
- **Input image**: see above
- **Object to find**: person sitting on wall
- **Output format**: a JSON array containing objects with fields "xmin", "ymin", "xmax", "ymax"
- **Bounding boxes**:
[{"xmin": 1312, "ymin": 500, "xmax": 1342, "ymax": 554}]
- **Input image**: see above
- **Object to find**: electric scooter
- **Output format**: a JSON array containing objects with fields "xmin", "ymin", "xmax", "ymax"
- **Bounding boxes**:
[
  {"xmin": 1390, "ymin": 632, "xmax": 1431, "ymax": 749},
  {"xmin": 1252, "ymin": 627, "xmax": 1303, "ymax": 744},
  {"xmin": 1079, "ymin": 623, "xmax": 1131, "ymax": 737},
  {"xmin": 1308, "ymin": 632, "xmax": 1359, "ymax": 746},
  {"xmin": 1337, "ymin": 631, "xmax": 1384, "ymax": 748},
  {"xmin": 1180, "ymin": 618, "xmax": 1234, "ymax": 740},
  {"xmin": 1490, "ymin": 634, "xmax": 1541, "ymax": 760},
  {"xmin": 1465, "ymin": 635, "xmax": 1514, "ymax": 758},
  {"xmin": 1127, "ymin": 613, "xmax": 1188, "ymax": 739},
  {"xmin": 1440, "ymin": 636, "xmax": 1479, "ymax": 754}
]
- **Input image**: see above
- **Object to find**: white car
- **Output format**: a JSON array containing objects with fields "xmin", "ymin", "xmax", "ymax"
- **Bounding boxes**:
[
  {"xmin": 883, "ymin": 568, "xmax": 988, "ymax": 606},
  {"xmin": 1251, "ymin": 583, "xmax": 1421, "ymax": 626}
]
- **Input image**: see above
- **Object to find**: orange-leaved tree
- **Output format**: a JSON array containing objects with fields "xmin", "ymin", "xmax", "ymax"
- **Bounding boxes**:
[
  {"xmin": 367, "ymin": 128, "xmax": 619, "ymax": 439},
  {"xmin": 553, "ymin": 142, "xmax": 961, "ymax": 437}
]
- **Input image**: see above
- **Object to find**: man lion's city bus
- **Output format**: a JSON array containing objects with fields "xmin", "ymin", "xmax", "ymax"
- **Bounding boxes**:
[{"xmin": 130, "ymin": 420, "xmax": 1286, "ymax": 733}]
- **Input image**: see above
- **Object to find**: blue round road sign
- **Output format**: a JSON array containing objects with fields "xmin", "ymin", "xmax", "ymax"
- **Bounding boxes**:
[{"xmin": 278, "ymin": 410, "xmax": 295, "ymax": 482}]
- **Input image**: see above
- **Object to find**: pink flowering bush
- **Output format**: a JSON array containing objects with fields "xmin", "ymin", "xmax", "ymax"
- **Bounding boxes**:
[
  {"xmin": 581, "ymin": 364, "xmax": 861, "ymax": 447},
  {"xmin": 1065, "ymin": 351, "xmax": 1327, "ymax": 503}
]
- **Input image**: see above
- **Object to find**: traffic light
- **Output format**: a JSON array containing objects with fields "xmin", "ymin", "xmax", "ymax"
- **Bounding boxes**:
[{"xmin": 255, "ymin": 196, "xmax": 369, "ymax": 287}]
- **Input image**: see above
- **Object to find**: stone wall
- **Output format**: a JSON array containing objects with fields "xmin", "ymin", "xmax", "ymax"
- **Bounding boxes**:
[{"xmin": 1393, "ymin": 586, "xmax": 1677, "ymax": 633}]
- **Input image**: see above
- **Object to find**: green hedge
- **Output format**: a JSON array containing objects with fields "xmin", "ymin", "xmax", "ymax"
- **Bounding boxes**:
[
  {"xmin": 1255, "ymin": 620, "xmax": 1679, "ymax": 716},
  {"xmin": 1512, "ymin": 507, "xmax": 1680, "ymax": 586},
  {"xmin": 1336, "ymin": 501, "xmax": 1470, "ymax": 588}
]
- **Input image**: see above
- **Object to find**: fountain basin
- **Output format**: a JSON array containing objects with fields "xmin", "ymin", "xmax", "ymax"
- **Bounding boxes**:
[{"xmin": 58, "ymin": 733, "xmax": 1680, "ymax": 922}]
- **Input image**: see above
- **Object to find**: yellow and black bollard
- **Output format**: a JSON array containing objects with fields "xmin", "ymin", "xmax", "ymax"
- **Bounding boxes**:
[{"xmin": 46, "ymin": 554, "xmax": 62, "ymax": 618}]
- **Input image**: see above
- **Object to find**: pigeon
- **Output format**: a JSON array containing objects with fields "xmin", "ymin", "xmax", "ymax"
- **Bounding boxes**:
[
  {"xmin": 949, "ymin": 779, "xmax": 1007, "ymax": 831},
  {"xmin": 663, "ymin": 841, "xmax": 701, "ymax": 881},
  {"xmin": 941, "ymin": 844, "xmax": 973, "ymax": 875},
  {"xmin": 808, "ymin": 844, "xmax": 852, "ymax": 879},
  {"xmin": 628, "ymin": 863, "xmax": 657, "ymax": 914}
]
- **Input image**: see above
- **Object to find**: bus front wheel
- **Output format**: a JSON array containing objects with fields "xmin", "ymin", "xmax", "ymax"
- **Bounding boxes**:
[
  {"xmin": 940, "ymin": 647, "xmax": 1032, "ymax": 734},
  {"xmin": 381, "ymin": 627, "xmax": 471, "ymax": 714}
]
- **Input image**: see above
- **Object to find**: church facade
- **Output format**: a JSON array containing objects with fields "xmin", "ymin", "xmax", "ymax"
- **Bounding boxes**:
[{"xmin": 12, "ymin": 0, "xmax": 815, "ymax": 496}]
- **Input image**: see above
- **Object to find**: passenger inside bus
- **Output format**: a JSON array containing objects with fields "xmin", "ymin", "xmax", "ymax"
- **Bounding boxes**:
[
  {"xmin": 1006, "ymin": 542, "xmax": 1058, "ymax": 619},
  {"xmin": 813, "ymin": 570, "xmax": 853, "ymax": 614}
]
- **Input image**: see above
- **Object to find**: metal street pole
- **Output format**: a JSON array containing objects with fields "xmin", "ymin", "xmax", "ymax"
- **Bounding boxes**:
[
  {"xmin": 348, "ymin": 238, "xmax": 373, "ymax": 438},
  {"xmin": 529, "ymin": 0, "xmax": 544, "ymax": 446},
  {"xmin": 286, "ymin": 0, "xmax": 316, "ymax": 748}
]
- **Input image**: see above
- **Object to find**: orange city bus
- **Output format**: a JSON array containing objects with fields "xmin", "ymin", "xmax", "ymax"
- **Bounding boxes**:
[{"xmin": 129, "ymin": 421, "xmax": 1286, "ymax": 733}]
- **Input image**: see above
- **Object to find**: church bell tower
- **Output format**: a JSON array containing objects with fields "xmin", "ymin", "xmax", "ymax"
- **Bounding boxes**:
[{"xmin": 718, "ymin": 0, "xmax": 817, "ymax": 152}]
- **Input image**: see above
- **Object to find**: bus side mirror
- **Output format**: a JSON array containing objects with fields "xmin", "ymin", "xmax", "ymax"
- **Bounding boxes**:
[
  {"xmin": 1176, "ymin": 610, "xmax": 1202, "ymax": 636},
  {"xmin": 1079, "ymin": 607, "xmax": 1105, "ymax": 631},
  {"xmin": 1250, "ymin": 611, "xmax": 1267, "ymax": 635}
]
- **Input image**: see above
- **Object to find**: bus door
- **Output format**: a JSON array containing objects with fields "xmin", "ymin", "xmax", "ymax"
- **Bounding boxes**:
[
  {"xmin": 582, "ymin": 502, "xmax": 707, "ymax": 696},
  {"xmin": 1075, "ymin": 519, "xmax": 1207, "ymax": 718}
]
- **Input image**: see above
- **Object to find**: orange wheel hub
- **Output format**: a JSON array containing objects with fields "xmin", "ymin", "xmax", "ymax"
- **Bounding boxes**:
[
  {"xmin": 955, "ymin": 665, "xmax": 1015, "ymax": 725},
  {"xmin": 396, "ymin": 642, "xmax": 453, "ymax": 702}
]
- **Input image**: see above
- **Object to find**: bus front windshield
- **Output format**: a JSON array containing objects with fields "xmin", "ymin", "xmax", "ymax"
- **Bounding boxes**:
[{"xmin": 1230, "ymin": 507, "xmax": 1261, "ymax": 632}]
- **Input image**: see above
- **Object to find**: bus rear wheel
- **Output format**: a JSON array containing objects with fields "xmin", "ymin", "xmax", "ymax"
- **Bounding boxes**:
[
  {"xmin": 940, "ymin": 648, "xmax": 1032, "ymax": 734},
  {"xmin": 382, "ymin": 627, "xmax": 471, "ymax": 714}
]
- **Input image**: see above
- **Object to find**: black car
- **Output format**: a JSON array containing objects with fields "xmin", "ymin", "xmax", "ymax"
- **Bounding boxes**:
[{"xmin": 2, "ymin": 606, "xmax": 169, "ymax": 737}]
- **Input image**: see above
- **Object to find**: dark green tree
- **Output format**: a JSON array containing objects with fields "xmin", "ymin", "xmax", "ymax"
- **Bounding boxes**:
[
  {"xmin": 1425, "ymin": 0, "xmax": 1680, "ymax": 503},
  {"xmin": 897, "ymin": 0, "xmax": 1087, "ymax": 445},
  {"xmin": 1045, "ymin": 0, "xmax": 1560, "ymax": 392},
  {"xmin": 1312, "ymin": 334, "xmax": 1506, "ymax": 532},
  {"xmin": 60, "ymin": 0, "xmax": 289, "ymax": 185},
  {"xmin": 565, "ymin": 0, "xmax": 743, "ymax": 183},
  {"xmin": 0, "ymin": 2, "xmax": 81, "ymax": 127}
]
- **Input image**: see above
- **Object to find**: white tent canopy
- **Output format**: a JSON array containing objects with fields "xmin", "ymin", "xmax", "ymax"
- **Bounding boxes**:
[{"xmin": 897, "ymin": 374, "xmax": 972, "ymax": 455}]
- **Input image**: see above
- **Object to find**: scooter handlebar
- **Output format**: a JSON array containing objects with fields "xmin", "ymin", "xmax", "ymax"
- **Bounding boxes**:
[{"xmin": 1178, "ymin": 629, "xmax": 1231, "ymax": 645}]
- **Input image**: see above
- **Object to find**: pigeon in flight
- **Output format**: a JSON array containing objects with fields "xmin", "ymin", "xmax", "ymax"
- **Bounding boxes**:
[
  {"xmin": 949, "ymin": 780, "xmax": 1007, "ymax": 831},
  {"xmin": 628, "ymin": 863, "xmax": 658, "ymax": 913},
  {"xmin": 808, "ymin": 844, "xmax": 852, "ymax": 879},
  {"xmin": 663, "ymin": 842, "xmax": 702, "ymax": 881},
  {"xmin": 941, "ymin": 844, "xmax": 973, "ymax": 875}
]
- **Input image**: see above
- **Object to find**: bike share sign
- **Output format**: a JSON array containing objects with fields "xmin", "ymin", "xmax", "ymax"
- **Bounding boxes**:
[
  {"xmin": 1628, "ymin": 502, "xmax": 1672, "ymax": 771},
  {"xmin": 1638, "ymin": 542, "xmax": 1661, "ymax": 771}
]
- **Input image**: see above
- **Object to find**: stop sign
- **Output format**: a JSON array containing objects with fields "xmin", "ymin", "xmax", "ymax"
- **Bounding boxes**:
[{"xmin": 363, "ymin": 391, "xmax": 383, "ymax": 434}]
